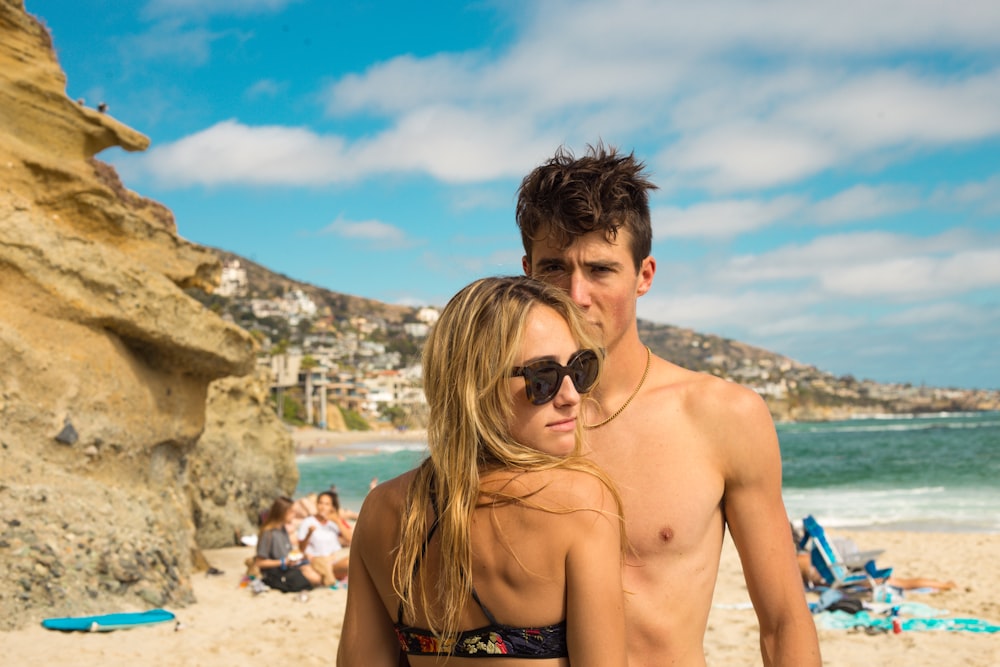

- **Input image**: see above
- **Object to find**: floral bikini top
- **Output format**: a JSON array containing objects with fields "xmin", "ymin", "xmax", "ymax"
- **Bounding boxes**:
[{"xmin": 392, "ymin": 492, "xmax": 568, "ymax": 659}]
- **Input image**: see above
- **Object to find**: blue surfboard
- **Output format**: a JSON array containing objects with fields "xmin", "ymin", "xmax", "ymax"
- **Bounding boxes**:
[{"xmin": 42, "ymin": 608, "xmax": 175, "ymax": 632}]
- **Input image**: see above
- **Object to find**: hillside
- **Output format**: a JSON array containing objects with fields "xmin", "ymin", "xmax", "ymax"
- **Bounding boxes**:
[
  {"xmin": 212, "ymin": 248, "xmax": 415, "ymax": 324},
  {"xmin": 199, "ymin": 249, "xmax": 1000, "ymax": 422}
]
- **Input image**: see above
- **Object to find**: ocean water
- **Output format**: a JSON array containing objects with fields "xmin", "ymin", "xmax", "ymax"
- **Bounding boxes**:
[{"xmin": 297, "ymin": 411, "xmax": 1000, "ymax": 533}]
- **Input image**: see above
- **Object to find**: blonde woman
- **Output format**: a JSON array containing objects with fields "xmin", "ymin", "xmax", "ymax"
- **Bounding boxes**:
[{"xmin": 338, "ymin": 276, "xmax": 627, "ymax": 666}]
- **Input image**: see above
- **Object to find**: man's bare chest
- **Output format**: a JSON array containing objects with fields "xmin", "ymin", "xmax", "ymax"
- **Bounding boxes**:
[{"xmin": 589, "ymin": 427, "xmax": 724, "ymax": 559}]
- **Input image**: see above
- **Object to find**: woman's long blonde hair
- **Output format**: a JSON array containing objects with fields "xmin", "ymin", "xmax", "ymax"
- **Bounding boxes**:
[{"xmin": 392, "ymin": 276, "xmax": 624, "ymax": 645}]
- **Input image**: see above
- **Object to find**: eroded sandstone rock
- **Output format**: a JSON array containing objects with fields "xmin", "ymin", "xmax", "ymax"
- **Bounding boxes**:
[{"xmin": 0, "ymin": 0, "xmax": 295, "ymax": 629}]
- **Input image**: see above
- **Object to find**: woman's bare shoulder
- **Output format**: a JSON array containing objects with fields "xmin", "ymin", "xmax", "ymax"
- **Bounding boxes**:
[
  {"xmin": 360, "ymin": 468, "xmax": 416, "ymax": 516},
  {"xmin": 482, "ymin": 465, "xmax": 615, "ymax": 513}
]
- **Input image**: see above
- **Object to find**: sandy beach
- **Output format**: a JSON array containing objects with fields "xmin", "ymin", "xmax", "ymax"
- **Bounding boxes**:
[{"xmin": 5, "ymin": 527, "xmax": 997, "ymax": 666}]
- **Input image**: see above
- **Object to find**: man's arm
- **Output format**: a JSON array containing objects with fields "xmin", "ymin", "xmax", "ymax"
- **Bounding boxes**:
[{"xmin": 720, "ymin": 385, "xmax": 821, "ymax": 667}]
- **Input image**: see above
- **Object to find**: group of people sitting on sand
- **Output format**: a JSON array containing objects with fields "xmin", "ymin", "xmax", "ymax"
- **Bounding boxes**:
[{"xmin": 253, "ymin": 489, "xmax": 357, "ymax": 593}]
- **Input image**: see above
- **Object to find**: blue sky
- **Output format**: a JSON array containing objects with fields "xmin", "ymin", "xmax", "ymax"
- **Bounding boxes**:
[{"xmin": 30, "ymin": 0, "xmax": 1000, "ymax": 390}]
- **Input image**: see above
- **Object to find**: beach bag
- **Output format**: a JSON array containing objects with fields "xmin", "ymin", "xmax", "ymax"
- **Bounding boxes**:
[
  {"xmin": 262, "ymin": 566, "xmax": 312, "ymax": 593},
  {"xmin": 827, "ymin": 597, "xmax": 864, "ymax": 614}
]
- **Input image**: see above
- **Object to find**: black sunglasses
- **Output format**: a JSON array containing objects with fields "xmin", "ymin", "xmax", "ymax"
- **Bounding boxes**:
[{"xmin": 511, "ymin": 349, "xmax": 600, "ymax": 405}]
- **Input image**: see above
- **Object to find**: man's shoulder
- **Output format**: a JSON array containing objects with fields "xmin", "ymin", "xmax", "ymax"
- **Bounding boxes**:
[{"xmin": 651, "ymin": 356, "xmax": 771, "ymax": 421}]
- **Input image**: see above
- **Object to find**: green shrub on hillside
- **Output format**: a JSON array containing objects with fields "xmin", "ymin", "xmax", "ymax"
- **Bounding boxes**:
[{"xmin": 340, "ymin": 406, "xmax": 371, "ymax": 431}]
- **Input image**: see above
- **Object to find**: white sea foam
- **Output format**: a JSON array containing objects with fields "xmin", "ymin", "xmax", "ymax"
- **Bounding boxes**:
[{"xmin": 783, "ymin": 486, "xmax": 1000, "ymax": 533}]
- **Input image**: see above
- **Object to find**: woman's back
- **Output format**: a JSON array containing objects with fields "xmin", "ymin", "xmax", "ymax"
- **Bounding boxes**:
[{"xmin": 350, "ymin": 466, "xmax": 622, "ymax": 666}]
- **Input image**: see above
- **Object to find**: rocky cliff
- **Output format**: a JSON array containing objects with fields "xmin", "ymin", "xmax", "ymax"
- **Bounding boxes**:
[{"xmin": 0, "ymin": 0, "xmax": 297, "ymax": 629}]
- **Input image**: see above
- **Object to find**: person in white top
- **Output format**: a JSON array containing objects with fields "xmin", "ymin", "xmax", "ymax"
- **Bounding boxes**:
[{"xmin": 297, "ymin": 490, "xmax": 352, "ymax": 585}]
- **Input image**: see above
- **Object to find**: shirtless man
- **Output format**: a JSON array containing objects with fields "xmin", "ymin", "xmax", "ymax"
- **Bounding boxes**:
[{"xmin": 516, "ymin": 145, "xmax": 821, "ymax": 666}]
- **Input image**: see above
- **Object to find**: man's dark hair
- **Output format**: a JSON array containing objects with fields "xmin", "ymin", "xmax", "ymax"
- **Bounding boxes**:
[{"xmin": 516, "ymin": 143, "xmax": 658, "ymax": 270}]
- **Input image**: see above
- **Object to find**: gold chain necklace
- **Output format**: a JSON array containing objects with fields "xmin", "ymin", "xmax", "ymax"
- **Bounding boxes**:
[{"xmin": 584, "ymin": 346, "xmax": 650, "ymax": 429}]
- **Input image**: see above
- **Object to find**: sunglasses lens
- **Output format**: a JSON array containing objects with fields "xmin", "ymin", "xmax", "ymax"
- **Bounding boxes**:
[
  {"xmin": 525, "ymin": 363, "xmax": 560, "ymax": 405},
  {"xmin": 571, "ymin": 350, "xmax": 599, "ymax": 393}
]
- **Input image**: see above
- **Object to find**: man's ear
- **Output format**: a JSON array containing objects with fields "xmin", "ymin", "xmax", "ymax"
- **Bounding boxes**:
[
  {"xmin": 636, "ymin": 256, "xmax": 655, "ymax": 297},
  {"xmin": 522, "ymin": 255, "xmax": 531, "ymax": 277}
]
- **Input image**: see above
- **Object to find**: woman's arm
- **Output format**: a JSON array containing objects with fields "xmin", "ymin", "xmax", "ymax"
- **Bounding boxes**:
[
  {"xmin": 297, "ymin": 518, "xmax": 316, "ymax": 554},
  {"xmin": 337, "ymin": 515, "xmax": 354, "ymax": 546},
  {"xmin": 564, "ymin": 477, "xmax": 627, "ymax": 667},
  {"xmin": 255, "ymin": 528, "xmax": 298, "ymax": 570},
  {"xmin": 336, "ymin": 502, "xmax": 400, "ymax": 667}
]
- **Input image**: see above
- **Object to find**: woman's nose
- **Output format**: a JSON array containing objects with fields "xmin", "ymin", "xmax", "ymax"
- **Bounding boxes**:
[{"xmin": 552, "ymin": 374, "xmax": 581, "ymax": 407}]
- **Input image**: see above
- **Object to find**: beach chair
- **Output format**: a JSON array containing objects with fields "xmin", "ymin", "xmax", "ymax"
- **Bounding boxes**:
[{"xmin": 798, "ymin": 515, "xmax": 893, "ymax": 593}]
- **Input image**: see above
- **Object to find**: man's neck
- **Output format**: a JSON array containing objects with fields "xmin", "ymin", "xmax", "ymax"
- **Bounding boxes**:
[{"xmin": 588, "ymin": 337, "xmax": 650, "ymax": 423}]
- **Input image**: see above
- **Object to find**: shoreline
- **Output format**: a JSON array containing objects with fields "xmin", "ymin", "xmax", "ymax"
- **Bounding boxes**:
[
  {"xmin": 291, "ymin": 426, "xmax": 428, "ymax": 457},
  {"xmin": 291, "ymin": 427, "xmax": 998, "ymax": 535},
  {"xmin": 4, "ymin": 530, "xmax": 997, "ymax": 665}
]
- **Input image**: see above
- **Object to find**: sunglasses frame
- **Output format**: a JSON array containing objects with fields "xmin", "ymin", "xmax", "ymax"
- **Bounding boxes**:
[{"xmin": 511, "ymin": 348, "xmax": 600, "ymax": 405}]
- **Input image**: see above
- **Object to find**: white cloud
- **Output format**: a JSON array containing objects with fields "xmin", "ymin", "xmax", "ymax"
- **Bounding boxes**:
[
  {"xmin": 143, "ymin": 0, "xmax": 298, "ymax": 19},
  {"xmin": 653, "ymin": 195, "xmax": 803, "ymax": 240},
  {"xmin": 820, "ymin": 248, "xmax": 1000, "ymax": 298},
  {"xmin": 141, "ymin": 120, "xmax": 351, "ymax": 186},
  {"xmin": 348, "ymin": 106, "xmax": 556, "ymax": 183},
  {"xmin": 752, "ymin": 313, "xmax": 868, "ymax": 337},
  {"xmin": 326, "ymin": 53, "xmax": 484, "ymax": 117},
  {"xmin": 545, "ymin": 0, "xmax": 1000, "ymax": 57},
  {"xmin": 877, "ymin": 302, "xmax": 988, "ymax": 328},
  {"xmin": 639, "ymin": 227, "xmax": 1000, "ymax": 342},
  {"xmin": 138, "ymin": 113, "xmax": 557, "ymax": 188},
  {"xmin": 655, "ymin": 68, "xmax": 1000, "ymax": 192},
  {"xmin": 131, "ymin": 0, "xmax": 1000, "ymax": 193},
  {"xmin": 657, "ymin": 123, "xmax": 841, "ymax": 192},
  {"xmin": 119, "ymin": 22, "xmax": 227, "ymax": 66},
  {"xmin": 809, "ymin": 184, "xmax": 921, "ymax": 224},
  {"xmin": 245, "ymin": 79, "xmax": 286, "ymax": 100},
  {"xmin": 638, "ymin": 289, "xmax": 821, "ymax": 334},
  {"xmin": 931, "ymin": 173, "xmax": 1000, "ymax": 215},
  {"xmin": 321, "ymin": 217, "xmax": 412, "ymax": 249},
  {"xmin": 718, "ymin": 230, "xmax": 981, "ymax": 285},
  {"xmin": 447, "ymin": 187, "xmax": 511, "ymax": 213},
  {"xmin": 780, "ymin": 69, "xmax": 1000, "ymax": 152}
]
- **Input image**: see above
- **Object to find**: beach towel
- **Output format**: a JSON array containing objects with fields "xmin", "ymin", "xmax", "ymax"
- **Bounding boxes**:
[{"xmin": 815, "ymin": 609, "xmax": 1000, "ymax": 633}]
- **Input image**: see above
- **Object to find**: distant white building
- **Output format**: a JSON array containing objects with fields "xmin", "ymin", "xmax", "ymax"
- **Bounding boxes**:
[
  {"xmin": 284, "ymin": 289, "xmax": 317, "ymax": 317},
  {"xmin": 251, "ymin": 299, "xmax": 285, "ymax": 319},
  {"xmin": 362, "ymin": 369, "xmax": 426, "ymax": 413},
  {"xmin": 249, "ymin": 289, "xmax": 318, "ymax": 325},
  {"xmin": 217, "ymin": 260, "xmax": 248, "ymax": 297},
  {"xmin": 403, "ymin": 322, "xmax": 430, "ymax": 338},
  {"xmin": 416, "ymin": 307, "xmax": 440, "ymax": 325},
  {"xmin": 266, "ymin": 351, "xmax": 302, "ymax": 388}
]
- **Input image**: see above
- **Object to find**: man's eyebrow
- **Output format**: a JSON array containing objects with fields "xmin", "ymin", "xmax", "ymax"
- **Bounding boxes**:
[
  {"xmin": 585, "ymin": 259, "xmax": 624, "ymax": 269},
  {"xmin": 533, "ymin": 257, "xmax": 625, "ymax": 270}
]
